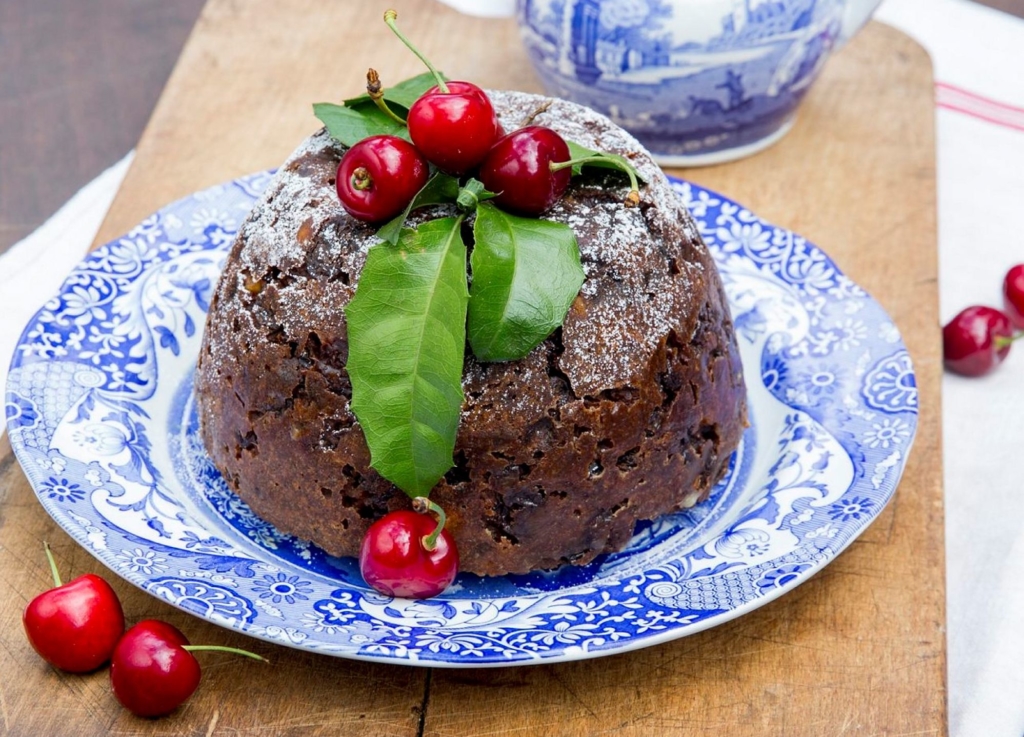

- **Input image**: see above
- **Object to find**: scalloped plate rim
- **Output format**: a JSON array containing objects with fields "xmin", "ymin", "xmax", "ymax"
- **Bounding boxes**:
[{"xmin": 4, "ymin": 172, "xmax": 919, "ymax": 667}]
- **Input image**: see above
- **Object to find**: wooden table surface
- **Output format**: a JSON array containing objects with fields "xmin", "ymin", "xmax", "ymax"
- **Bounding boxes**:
[{"xmin": 2, "ymin": 2, "xmax": 944, "ymax": 735}]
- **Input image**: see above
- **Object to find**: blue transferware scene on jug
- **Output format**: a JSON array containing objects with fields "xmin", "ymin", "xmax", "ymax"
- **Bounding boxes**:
[{"xmin": 516, "ymin": 0, "xmax": 878, "ymax": 165}]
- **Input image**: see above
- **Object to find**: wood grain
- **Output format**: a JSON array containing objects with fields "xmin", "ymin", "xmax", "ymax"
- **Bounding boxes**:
[{"xmin": 0, "ymin": 2, "xmax": 943, "ymax": 734}]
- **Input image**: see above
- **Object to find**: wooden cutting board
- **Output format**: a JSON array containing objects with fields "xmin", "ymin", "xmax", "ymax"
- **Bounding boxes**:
[{"xmin": 0, "ymin": 1, "xmax": 944, "ymax": 734}]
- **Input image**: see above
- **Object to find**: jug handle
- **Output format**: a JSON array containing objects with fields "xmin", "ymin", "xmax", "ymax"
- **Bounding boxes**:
[{"xmin": 838, "ymin": 0, "xmax": 883, "ymax": 48}]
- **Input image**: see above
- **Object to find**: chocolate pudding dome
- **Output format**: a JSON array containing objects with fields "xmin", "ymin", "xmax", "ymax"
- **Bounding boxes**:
[{"xmin": 194, "ymin": 90, "xmax": 747, "ymax": 577}]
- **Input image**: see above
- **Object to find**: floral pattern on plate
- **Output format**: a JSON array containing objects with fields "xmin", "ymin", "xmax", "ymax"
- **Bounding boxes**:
[{"xmin": 5, "ymin": 172, "xmax": 917, "ymax": 666}]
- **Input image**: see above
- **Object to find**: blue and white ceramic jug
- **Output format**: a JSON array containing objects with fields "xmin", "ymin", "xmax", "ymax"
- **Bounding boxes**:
[{"xmin": 516, "ymin": 0, "xmax": 881, "ymax": 165}]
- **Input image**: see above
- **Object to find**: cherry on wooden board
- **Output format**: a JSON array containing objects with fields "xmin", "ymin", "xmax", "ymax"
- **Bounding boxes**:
[{"xmin": 22, "ymin": 543, "xmax": 125, "ymax": 673}]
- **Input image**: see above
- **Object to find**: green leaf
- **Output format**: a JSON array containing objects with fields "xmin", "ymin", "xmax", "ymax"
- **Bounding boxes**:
[
  {"xmin": 565, "ymin": 139, "xmax": 646, "ymax": 183},
  {"xmin": 345, "ymin": 216, "xmax": 468, "ymax": 497},
  {"xmin": 343, "ymin": 71, "xmax": 443, "ymax": 111},
  {"xmin": 313, "ymin": 102, "xmax": 408, "ymax": 147},
  {"xmin": 468, "ymin": 203, "xmax": 584, "ymax": 362},
  {"xmin": 377, "ymin": 173, "xmax": 461, "ymax": 246}
]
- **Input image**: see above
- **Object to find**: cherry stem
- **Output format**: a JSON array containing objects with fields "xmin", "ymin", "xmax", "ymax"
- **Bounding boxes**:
[
  {"xmin": 550, "ymin": 156, "xmax": 641, "ymax": 207},
  {"xmin": 520, "ymin": 100, "xmax": 554, "ymax": 128},
  {"xmin": 43, "ymin": 541, "xmax": 62, "ymax": 588},
  {"xmin": 995, "ymin": 332, "xmax": 1024, "ymax": 349},
  {"xmin": 366, "ymin": 68, "xmax": 408, "ymax": 126},
  {"xmin": 182, "ymin": 645, "xmax": 268, "ymax": 662},
  {"xmin": 351, "ymin": 167, "xmax": 373, "ymax": 192},
  {"xmin": 411, "ymin": 496, "xmax": 447, "ymax": 551},
  {"xmin": 383, "ymin": 10, "xmax": 449, "ymax": 93}
]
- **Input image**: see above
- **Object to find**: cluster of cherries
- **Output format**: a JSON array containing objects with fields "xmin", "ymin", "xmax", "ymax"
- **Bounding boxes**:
[
  {"xmin": 942, "ymin": 264, "xmax": 1024, "ymax": 376},
  {"xmin": 347, "ymin": 11, "xmax": 605, "ymax": 600},
  {"xmin": 23, "ymin": 544, "xmax": 264, "ymax": 718},
  {"xmin": 335, "ymin": 10, "xmax": 574, "ymax": 224}
]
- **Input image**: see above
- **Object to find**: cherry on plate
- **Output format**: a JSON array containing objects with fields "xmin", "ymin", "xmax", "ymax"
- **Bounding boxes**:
[
  {"xmin": 479, "ymin": 126, "xmax": 572, "ymax": 216},
  {"xmin": 1003, "ymin": 263, "xmax": 1024, "ymax": 329},
  {"xmin": 335, "ymin": 135, "xmax": 428, "ymax": 223},
  {"xmin": 23, "ymin": 543, "xmax": 125, "ymax": 673},
  {"xmin": 359, "ymin": 498, "xmax": 458, "ymax": 599},
  {"xmin": 942, "ymin": 305, "xmax": 1014, "ymax": 377}
]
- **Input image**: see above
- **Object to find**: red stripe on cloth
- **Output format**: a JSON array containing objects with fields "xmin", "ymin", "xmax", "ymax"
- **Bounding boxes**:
[
  {"xmin": 937, "ymin": 101, "xmax": 1024, "ymax": 132},
  {"xmin": 936, "ymin": 82, "xmax": 1024, "ymax": 116},
  {"xmin": 935, "ymin": 82, "xmax": 1024, "ymax": 132}
]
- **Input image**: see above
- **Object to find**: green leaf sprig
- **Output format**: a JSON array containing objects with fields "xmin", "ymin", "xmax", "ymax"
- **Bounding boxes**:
[
  {"xmin": 469, "ymin": 204, "xmax": 583, "ymax": 362},
  {"xmin": 320, "ymin": 75, "xmax": 646, "ymax": 499},
  {"xmin": 345, "ymin": 179, "xmax": 582, "ymax": 497},
  {"xmin": 562, "ymin": 140, "xmax": 646, "ymax": 207},
  {"xmin": 345, "ymin": 217, "xmax": 469, "ymax": 498},
  {"xmin": 377, "ymin": 173, "xmax": 460, "ymax": 246}
]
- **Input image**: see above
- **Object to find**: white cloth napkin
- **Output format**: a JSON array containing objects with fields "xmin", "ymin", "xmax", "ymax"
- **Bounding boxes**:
[{"xmin": 2, "ymin": 2, "xmax": 1023, "ymax": 734}]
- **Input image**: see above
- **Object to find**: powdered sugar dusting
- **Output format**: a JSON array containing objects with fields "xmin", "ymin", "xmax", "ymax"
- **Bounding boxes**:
[
  {"xmin": 201, "ymin": 91, "xmax": 709, "ymax": 401},
  {"xmin": 489, "ymin": 91, "xmax": 702, "ymax": 396}
]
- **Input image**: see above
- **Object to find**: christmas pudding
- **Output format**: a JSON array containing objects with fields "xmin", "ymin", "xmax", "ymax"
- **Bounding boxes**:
[{"xmin": 194, "ymin": 89, "xmax": 747, "ymax": 579}]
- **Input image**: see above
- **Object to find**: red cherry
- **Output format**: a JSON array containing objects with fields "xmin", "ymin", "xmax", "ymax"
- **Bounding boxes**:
[
  {"xmin": 359, "ymin": 501, "xmax": 458, "ymax": 599},
  {"xmin": 335, "ymin": 135, "xmax": 428, "ymax": 223},
  {"xmin": 111, "ymin": 620, "xmax": 200, "ymax": 718},
  {"xmin": 22, "ymin": 544, "xmax": 125, "ymax": 673},
  {"xmin": 942, "ymin": 305, "xmax": 1014, "ymax": 376},
  {"xmin": 479, "ymin": 126, "xmax": 573, "ymax": 216},
  {"xmin": 407, "ymin": 82, "xmax": 502, "ymax": 175},
  {"xmin": 110, "ymin": 620, "xmax": 266, "ymax": 718},
  {"xmin": 1004, "ymin": 264, "xmax": 1024, "ymax": 329},
  {"xmin": 381, "ymin": 12, "xmax": 500, "ymax": 175}
]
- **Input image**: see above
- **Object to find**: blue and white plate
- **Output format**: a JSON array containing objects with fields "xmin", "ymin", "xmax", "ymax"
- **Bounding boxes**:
[{"xmin": 5, "ymin": 173, "xmax": 917, "ymax": 667}]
